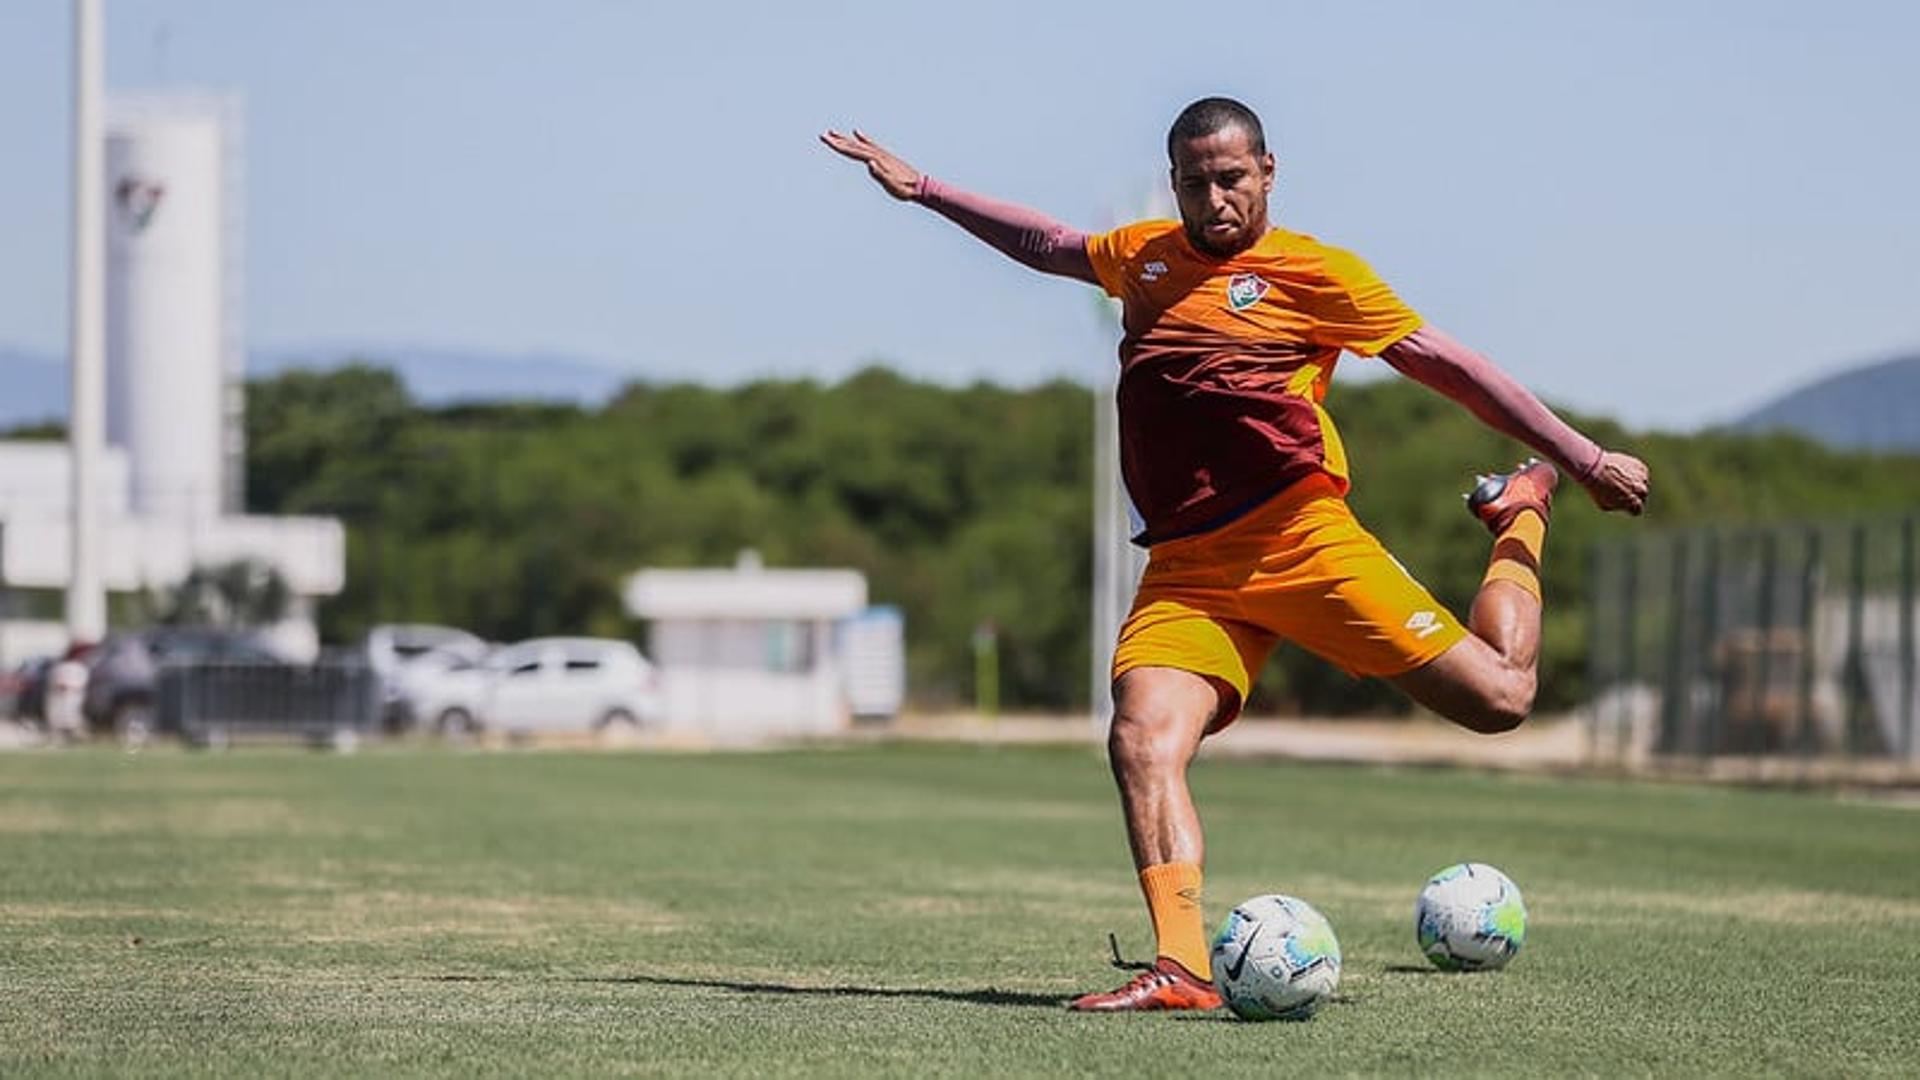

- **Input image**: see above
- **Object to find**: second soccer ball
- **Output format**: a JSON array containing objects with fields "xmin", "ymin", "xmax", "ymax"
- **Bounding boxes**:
[{"xmin": 1414, "ymin": 862, "xmax": 1528, "ymax": 971}]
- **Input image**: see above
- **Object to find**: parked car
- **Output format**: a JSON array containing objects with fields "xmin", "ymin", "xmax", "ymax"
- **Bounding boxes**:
[
  {"xmin": 365, "ymin": 624, "xmax": 489, "ymax": 731},
  {"xmin": 418, "ymin": 637, "xmax": 662, "ymax": 737},
  {"xmin": 394, "ymin": 645, "xmax": 495, "ymax": 734},
  {"xmin": 82, "ymin": 628, "xmax": 283, "ymax": 741}
]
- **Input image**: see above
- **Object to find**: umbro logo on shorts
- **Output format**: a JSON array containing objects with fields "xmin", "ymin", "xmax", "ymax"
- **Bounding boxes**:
[
  {"xmin": 1226, "ymin": 272, "xmax": 1269, "ymax": 312},
  {"xmin": 1405, "ymin": 611, "xmax": 1447, "ymax": 639}
]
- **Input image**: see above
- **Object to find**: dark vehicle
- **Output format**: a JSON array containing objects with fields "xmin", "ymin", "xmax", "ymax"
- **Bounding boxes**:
[{"xmin": 83, "ymin": 629, "xmax": 283, "ymax": 741}]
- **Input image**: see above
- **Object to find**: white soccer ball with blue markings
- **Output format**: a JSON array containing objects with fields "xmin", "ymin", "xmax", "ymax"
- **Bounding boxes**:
[
  {"xmin": 1414, "ymin": 862, "xmax": 1527, "ymax": 971},
  {"xmin": 1209, "ymin": 894, "xmax": 1342, "ymax": 1020}
]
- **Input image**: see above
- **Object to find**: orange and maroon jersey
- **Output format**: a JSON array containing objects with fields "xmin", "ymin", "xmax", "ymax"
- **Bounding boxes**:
[{"xmin": 1085, "ymin": 220, "xmax": 1424, "ymax": 543}]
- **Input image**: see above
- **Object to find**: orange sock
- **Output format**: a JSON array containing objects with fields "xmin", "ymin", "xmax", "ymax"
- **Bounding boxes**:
[
  {"xmin": 1482, "ymin": 509, "xmax": 1547, "ymax": 601},
  {"xmin": 1140, "ymin": 861, "xmax": 1210, "ymax": 979}
]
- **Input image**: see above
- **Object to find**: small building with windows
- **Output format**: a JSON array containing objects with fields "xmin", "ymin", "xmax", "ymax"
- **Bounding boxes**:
[{"xmin": 621, "ymin": 552, "xmax": 900, "ymax": 740}]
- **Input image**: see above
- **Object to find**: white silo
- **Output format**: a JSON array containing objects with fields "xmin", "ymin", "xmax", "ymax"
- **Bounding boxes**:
[{"xmin": 104, "ymin": 94, "xmax": 244, "ymax": 520}]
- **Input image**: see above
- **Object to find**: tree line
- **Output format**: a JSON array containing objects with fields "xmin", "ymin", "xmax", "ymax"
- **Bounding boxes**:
[{"xmin": 244, "ymin": 363, "xmax": 1920, "ymax": 714}]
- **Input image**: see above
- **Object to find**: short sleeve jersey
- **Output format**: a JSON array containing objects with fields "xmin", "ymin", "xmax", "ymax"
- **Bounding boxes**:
[{"xmin": 1085, "ymin": 220, "xmax": 1423, "ymax": 543}]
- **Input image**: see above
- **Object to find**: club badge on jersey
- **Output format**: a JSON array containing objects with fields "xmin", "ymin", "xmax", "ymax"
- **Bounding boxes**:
[{"xmin": 1226, "ymin": 272, "xmax": 1269, "ymax": 312}]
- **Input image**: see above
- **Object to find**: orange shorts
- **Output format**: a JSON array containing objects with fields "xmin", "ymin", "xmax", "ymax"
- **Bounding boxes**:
[{"xmin": 1111, "ymin": 475, "xmax": 1467, "ymax": 729}]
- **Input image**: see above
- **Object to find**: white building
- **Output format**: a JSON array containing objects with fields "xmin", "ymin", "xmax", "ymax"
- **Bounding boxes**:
[
  {"xmin": 0, "ymin": 92, "xmax": 342, "ymax": 663},
  {"xmin": 622, "ymin": 554, "xmax": 898, "ymax": 740}
]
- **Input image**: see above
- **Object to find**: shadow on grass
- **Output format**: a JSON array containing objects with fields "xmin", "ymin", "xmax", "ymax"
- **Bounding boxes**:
[
  {"xmin": 1380, "ymin": 965, "xmax": 1450, "ymax": 975},
  {"xmin": 412, "ymin": 973, "xmax": 1065, "ymax": 1009},
  {"xmin": 586, "ymin": 974, "xmax": 1065, "ymax": 1009}
]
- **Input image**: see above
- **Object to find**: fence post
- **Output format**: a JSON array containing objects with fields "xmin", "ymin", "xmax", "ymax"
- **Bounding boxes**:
[
  {"xmin": 1698, "ymin": 531, "xmax": 1723, "ymax": 759},
  {"xmin": 1617, "ymin": 541, "xmax": 1640, "ymax": 765},
  {"xmin": 1659, "ymin": 533, "xmax": 1690, "ymax": 756},
  {"xmin": 1845, "ymin": 523, "xmax": 1868, "ymax": 756},
  {"xmin": 1900, "ymin": 518, "xmax": 1915, "ymax": 761},
  {"xmin": 1586, "ymin": 542, "xmax": 1606, "ymax": 765},
  {"xmin": 1798, "ymin": 528, "xmax": 1822, "ymax": 759},
  {"xmin": 1754, "ymin": 531, "xmax": 1778, "ymax": 754}
]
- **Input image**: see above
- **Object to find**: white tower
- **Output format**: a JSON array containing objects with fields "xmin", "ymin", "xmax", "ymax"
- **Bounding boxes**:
[{"xmin": 104, "ymin": 94, "xmax": 245, "ymax": 520}]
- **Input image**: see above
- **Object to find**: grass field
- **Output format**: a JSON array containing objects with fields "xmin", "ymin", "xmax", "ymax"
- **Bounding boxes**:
[{"xmin": 2, "ymin": 743, "xmax": 1917, "ymax": 1077}]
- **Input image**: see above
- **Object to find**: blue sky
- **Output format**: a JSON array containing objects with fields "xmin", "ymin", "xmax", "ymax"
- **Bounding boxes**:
[{"xmin": 1, "ymin": 1, "xmax": 1916, "ymax": 429}]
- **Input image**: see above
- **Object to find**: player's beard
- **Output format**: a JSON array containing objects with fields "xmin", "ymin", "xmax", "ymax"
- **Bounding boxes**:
[{"xmin": 1185, "ymin": 217, "xmax": 1250, "ymax": 257}]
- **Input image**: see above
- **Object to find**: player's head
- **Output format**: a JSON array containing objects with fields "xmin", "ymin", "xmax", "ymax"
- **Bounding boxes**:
[{"xmin": 1166, "ymin": 97, "xmax": 1275, "ymax": 257}]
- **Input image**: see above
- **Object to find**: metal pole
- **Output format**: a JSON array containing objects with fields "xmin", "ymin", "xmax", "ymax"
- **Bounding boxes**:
[
  {"xmin": 1658, "ymin": 533, "xmax": 1689, "ymax": 757},
  {"xmin": 1698, "ymin": 531, "xmax": 1722, "ymax": 759},
  {"xmin": 1754, "ymin": 531, "xmax": 1778, "ymax": 753},
  {"xmin": 1089, "ymin": 374, "xmax": 1115, "ymax": 732},
  {"xmin": 1617, "ymin": 541, "xmax": 1640, "ymax": 764},
  {"xmin": 1797, "ymin": 528, "xmax": 1821, "ymax": 759},
  {"xmin": 1584, "ymin": 542, "xmax": 1606, "ymax": 765},
  {"xmin": 1845, "ymin": 523, "xmax": 1867, "ymax": 756},
  {"xmin": 1900, "ymin": 518, "xmax": 1915, "ymax": 761},
  {"xmin": 66, "ymin": 0, "xmax": 108, "ymax": 646}
]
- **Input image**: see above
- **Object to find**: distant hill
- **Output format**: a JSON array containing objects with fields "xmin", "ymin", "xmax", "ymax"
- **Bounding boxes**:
[
  {"xmin": 0, "ymin": 345, "xmax": 632, "ymax": 429},
  {"xmin": 1734, "ymin": 354, "xmax": 1920, "ymax": 451},
  {"xmin": 252, "ymin": 346, "xmax": 630, "ymax": 408}
]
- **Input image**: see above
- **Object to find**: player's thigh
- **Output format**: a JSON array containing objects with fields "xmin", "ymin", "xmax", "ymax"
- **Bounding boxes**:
[
  {"xmin": 1255, "ymin": 516, "xmax": 1465, "ymax": 679},
  {"xmin": 1110, "ymin": 666, "xmax": 1226, "ymax": 764},
  {"xmin": 1112, "ymin": 595, "xmax": 1274, "ymax": 731}
]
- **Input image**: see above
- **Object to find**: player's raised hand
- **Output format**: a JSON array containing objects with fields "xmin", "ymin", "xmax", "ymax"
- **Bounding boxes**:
[
  {"xmin": 820, "ymin": 128, "xmax": 921, "ymax": 200},
  {"xmin": 1584, "ymin": 450, "xmax": 1651, "ymax": 515}
]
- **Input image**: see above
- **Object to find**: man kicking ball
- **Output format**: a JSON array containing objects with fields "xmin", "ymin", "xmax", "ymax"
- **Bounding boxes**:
[{"xmin": 823, "ymin": 97, "xmax": 1650, "ymax": 1011}]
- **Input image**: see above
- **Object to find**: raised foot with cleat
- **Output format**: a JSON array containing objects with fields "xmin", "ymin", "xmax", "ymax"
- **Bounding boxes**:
[
  {"xmin": 1465, "ymin": 457, "xmax": 1560, "ymax": 535},
  {"xmin": 1067, "ymin": 957, "xmax": 1222, "ymax": 1013}
]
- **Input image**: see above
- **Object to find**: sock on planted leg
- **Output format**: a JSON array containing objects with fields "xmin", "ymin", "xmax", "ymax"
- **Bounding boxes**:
[{"xmin": 1139, "ymin": 861, "xmax": 1210, "ymax": 979}]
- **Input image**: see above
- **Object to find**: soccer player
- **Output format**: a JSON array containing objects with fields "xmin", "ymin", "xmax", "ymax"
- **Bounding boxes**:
[{"xmin": 822, "ymin": 98, "xmax": 1650, "ymax": 1012}]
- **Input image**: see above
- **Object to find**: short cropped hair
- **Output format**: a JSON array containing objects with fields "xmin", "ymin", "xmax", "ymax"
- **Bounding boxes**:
[{"xmin": 1166, "ymin": 97, "xmax": 1267, "ymax": 163}]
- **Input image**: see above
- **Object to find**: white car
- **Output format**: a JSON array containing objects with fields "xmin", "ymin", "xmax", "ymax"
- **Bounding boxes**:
[
  {"xmin": 367, "ymin": 624, "xmax": 490, "ymax": 731},
  {"xmin": 393, "ymin": 646, "xmax": 494, "ymax": 733},
  {"xmin": 418, "ymin": 637, "xmax": 662, "ymax": 737}
]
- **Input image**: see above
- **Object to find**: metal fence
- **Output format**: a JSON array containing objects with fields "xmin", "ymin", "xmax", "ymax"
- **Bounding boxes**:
[
  {"xmin": 1587, "ymin": 518, "xmax": 1920, "ymax": 767},
  {"xmin": 156, "ymin": 653, "xmax": 378, "ymax": 747}
]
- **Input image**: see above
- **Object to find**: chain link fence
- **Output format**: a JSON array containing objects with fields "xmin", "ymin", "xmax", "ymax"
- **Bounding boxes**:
[{"xmin": 1587, "ymin": 518, "xmax": 1920, "ymax": 769}]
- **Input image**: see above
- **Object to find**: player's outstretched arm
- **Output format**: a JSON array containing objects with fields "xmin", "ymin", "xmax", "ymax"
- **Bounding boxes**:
[
  {"xmin": 1381, "ymin": 325, "xmax": 1650, "ymax": 515},
  {"xmin": 820, "ymin": 128, "xmax": 1098, "ymax": 285}
]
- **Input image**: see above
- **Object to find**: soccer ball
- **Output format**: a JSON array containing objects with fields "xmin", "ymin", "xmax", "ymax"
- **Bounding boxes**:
[
  {"xmin": 1414, "ymin": 862, "xmax": 1527, "ymax": 971},
  {"xmin": 1210, "ymin": 894, "xmax": 1342, "ymax": 1020}
]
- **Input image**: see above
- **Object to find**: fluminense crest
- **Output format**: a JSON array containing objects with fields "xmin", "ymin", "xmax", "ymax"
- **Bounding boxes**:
[{"xmin": 1226, "ymin": 272, "xmax": 1268, "ymax": 312}]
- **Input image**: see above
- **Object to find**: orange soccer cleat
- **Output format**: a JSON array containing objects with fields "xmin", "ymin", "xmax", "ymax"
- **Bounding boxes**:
[
  {"xmin": 1465, "ymin": 458, "xmax": 1560, "ymax": 535},
  {"xmin": 1067, "ymin": 957, "xmax": 1222, "ymax": 1013}
]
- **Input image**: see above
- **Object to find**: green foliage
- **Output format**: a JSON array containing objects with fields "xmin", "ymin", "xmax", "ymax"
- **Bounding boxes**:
[
  {"xmin": 246, "ymin": 364, "xmax": 1920, "ymax": 713},
  {"xmin": 152, "ymin": 558, "xmax": 292, "ymax": 628}
]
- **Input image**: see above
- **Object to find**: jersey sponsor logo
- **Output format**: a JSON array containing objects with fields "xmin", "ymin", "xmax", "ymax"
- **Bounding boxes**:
[
  {"xmin": 1140, "ymin": 260, "xmax": 1168, "ymax": 282},
  {"xmin": 1225, "ymin": 272, "xmax": 1269, "ymax": 312},
  {"xmin": 1404, "ymin": 611, "xmax": 1446, "ymax": 639}
]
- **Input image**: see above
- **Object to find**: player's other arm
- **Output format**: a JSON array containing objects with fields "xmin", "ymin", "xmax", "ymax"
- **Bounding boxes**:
[
  {"xmin": 1380, "ymin": 325, "xmax": 1651, "ymax": 514},
  {"xmin": 820, "ymin": 128, "xmax": 1098, "ymax": 285}
]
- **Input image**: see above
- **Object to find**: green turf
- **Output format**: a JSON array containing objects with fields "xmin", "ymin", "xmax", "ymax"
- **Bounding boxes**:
[{"xmin": 2, "ymin": 743, "xmax": 1917, "ymax": 1078}]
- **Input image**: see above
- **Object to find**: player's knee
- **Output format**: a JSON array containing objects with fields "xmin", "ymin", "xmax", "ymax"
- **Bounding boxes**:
[
  {"xmin": 1469, "ymin": 672, "xmax": 1535, "ymax": 734},
  {"xmin": 1107, "ymin": 705, "xmax": 1190, "ymax": 775}
]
